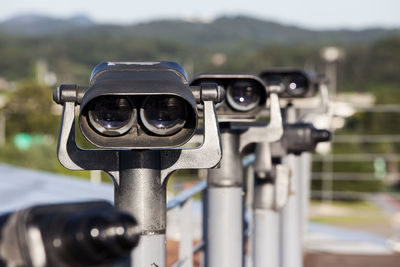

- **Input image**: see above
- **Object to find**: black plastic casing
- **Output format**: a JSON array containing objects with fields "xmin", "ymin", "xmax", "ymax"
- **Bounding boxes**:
[
  {"xmin": 272, "ymin": 123, "xmax": 331, "ymax": 156},
  {"xmin": 190, "ymin": 73, "xmax": 268, "ymax": 123},
  {"xmin": 79, "ymin": 62, "xmax": 198, "ymax": 149},
  {"xmin": 259, "ymin": 69, "xmax": 320, "ymax": 98},
  {"xmin": 0, "ymin": 201, "xmax": 138, "ymax": 267},
  {"xmin": 243, "ymin": 122, "xmax": 331, "ymax": 157}
]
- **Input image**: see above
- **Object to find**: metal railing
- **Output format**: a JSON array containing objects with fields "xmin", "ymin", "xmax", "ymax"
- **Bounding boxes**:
[
  {"xmin": 167, "ymin": 180, "xmax": 206, "ymax": 267},
  {"xmin": 311, "ymin": 105, "xmax": 400, "ymax": 201},
  {"xmin": 312, "ymin": 133, "xmax": 400, "ymax": 201}
]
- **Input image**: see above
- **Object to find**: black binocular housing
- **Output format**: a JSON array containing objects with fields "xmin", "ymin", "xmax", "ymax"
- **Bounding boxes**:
[
  {"xmin": 259, "ymin": 69, "xmax": 321, "ymax": 98},
  {"xmin": 78, "ymin": 62, "xmax": 198, "ymax": 149},
  {"xmin": 190, "ymin": 73, "xmax": 268, "ymax": 123}
]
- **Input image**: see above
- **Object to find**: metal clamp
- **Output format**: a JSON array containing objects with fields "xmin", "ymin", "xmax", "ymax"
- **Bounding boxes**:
[
  {"xmin": 190, "ymin": 83, "xmax": 225, "ymax": 104},
  {"xmin": 53, "ymin": 84, "xmax": 87, "ymax": 105},
  {"xmin": 239, "ymin": 92, "xmax": 284, "ymax": 152}
]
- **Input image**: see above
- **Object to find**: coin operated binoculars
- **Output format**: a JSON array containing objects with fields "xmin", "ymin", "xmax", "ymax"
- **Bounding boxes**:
[
  {"xmin": 190, "ymin": 74, "xmax": 283, "ymax": 267},
  {"xmin": 250, "ymin": 69, "xmax": 332, "ymax": 267},
  {"xmin": 53, "ymin": 62, "xmax": 224, "ymax": 267},
  {"xmin": 0, "ymin": 201, "xmax": 140, "ymax": 267},
  {"xmin": 254, "ymin": 69, "xmax": 332, "ymax": 212},
  {"xmin": 260, "ymin": 69, "xmax": 332, "ymax": 130}
]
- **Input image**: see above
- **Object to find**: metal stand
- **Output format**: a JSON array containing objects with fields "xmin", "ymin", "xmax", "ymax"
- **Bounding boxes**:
[
  {"xmin": 206, "ymin": 92, "xmax": 283, "ymax": 267},
  {"xmin": 299, "ymin": 153, "xmax": 312, "ymax": 242},
  {"xmin": 254, "ymin": 209, "xmax": 280, "ymax": 267},
  {"xmin": 252, "ymin": 143, "xmax": 290, "ymax": 267},
  {"xmin": 280, "ymin": 155, "xmax": 302, "ymax": 267},
  {"xmin": 279, "ymin": 105, "xmax": 303, "ymax": 267},
  {"xmin": 257, "ymin": 80, "xmax": 330, "ymax": 267},
  {"xmin": 116, "ymin": 150, "xmax": 166, "ymax": 266},
  {"xmin": 245, "ymin": 164, "xmax": 254, "ymax": 267},
  {"xmin": 56, "ymin": 99, "xmax": 222, "ymax": 267},
  {"xmin": 207, "ymin": 131, "xmax": 243, "ymax": 267}
]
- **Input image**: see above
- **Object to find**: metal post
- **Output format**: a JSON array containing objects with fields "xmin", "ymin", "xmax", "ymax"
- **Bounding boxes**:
[
  {"xmin": 115, "ymin": 150, "xmax": 166, "ymax": 267},
  {"xmin": 253, "ymin": 181, "xmax": 280, "ymax": 267},
  {"xmin": 299, "ymin": 153, "xmax": 311, "ymax": 240},
  {"xmin": 254, "ymin": 209, "xmax": 279, "ymax": 267},
  {"xmin": 179, "ymin": 198, "xmax": 194, "ymax": 267},
  {"xmin": 252, "ymin": 142, "xmax": 280, "ymax": 267},
  {"xmin": 201, "ymin": 189, "xmax": 208, "ymax": 267},
  {"xmin": 246, "ymin": 164, "xmax": 255, "ymax": 267},
  {"xmin": 207, "ymin": 130, "xmax": 243, "ymax": 267},
  {"xmin": 280, "ymin": 155, "xmax": 302, "ymax": 267}
]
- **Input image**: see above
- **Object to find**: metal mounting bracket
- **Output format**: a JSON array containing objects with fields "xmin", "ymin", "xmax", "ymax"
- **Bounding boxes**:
[
  {"xmin": 239, "ymin": 92, "xmax": 283, "ymax": 152},
  {"xmin": 56, "ymin": 101, "xmax": 120, "ymax": 184},
  {"xmin": 160, "ymin": 100, "xmax": 222, "ymax": 183}
]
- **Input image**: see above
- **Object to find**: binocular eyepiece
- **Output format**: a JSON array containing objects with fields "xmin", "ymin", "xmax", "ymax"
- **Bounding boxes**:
[
  {"xmin": 190, "ymin": 74, "xmax": 268, "ymax": 122},
  {"xmin": 259, "ymin": 69, "xmax": 320, "ymax": 98}
]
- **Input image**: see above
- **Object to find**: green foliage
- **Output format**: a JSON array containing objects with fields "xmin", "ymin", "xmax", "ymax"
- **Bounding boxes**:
[
  {"xmin": 340, "ymin": 37, "xmax": 400, "ymax": 91},
  {"xmin": 311, "ymin": 177, "xmax": 383, "ymax": 194},
  {"xmin": 4, "ymin": 82, "xmax": 59, "ymax": 137},
  {"xmin": 0, "ymin": 81, "xmax": 92, "ymax": 178}
]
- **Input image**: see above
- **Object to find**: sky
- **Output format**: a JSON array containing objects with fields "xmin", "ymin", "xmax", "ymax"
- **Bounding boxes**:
[{"xmin": 1, "ymin": 0, "xmax": 400, "ymax": 30}]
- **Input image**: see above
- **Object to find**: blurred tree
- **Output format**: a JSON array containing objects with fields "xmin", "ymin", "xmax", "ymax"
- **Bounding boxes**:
[{"xmin": 4, "ymin": 81, "xmax": 59, "ymax": 137}]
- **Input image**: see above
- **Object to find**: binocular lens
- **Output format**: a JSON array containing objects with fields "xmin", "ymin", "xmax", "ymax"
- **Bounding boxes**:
[
  {"xmin": 226, "ymin": 81, "xmax": 261, "ymax": 111},
  {"xmin": 140, "ymin": 96, "xmax": 187, "ymax": 136},
  {"xmin": 286, "ymin": 74, "xmax": 307, "ymax": 96},
  {"xmin": 88, "ymin": 96, "xmax": 136, "ymax": 136}
]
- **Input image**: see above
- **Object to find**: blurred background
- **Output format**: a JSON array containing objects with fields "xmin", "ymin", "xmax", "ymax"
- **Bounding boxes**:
[{"xmin": 0, "ymin": 0, "xmax": 399, "ymax": 266}]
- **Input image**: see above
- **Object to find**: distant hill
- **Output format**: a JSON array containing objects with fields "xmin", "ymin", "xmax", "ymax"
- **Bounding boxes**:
[
  {"xmin": 0, "ymin": 14, "xmax": 398, "ymax": 48},
  {"xmin": 121, "ymin": 16, "xmax": 400, "ymax": 46},
  {"xmin": 0, "ymin": 14, "xmax": 94, "ymax": 35}
]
